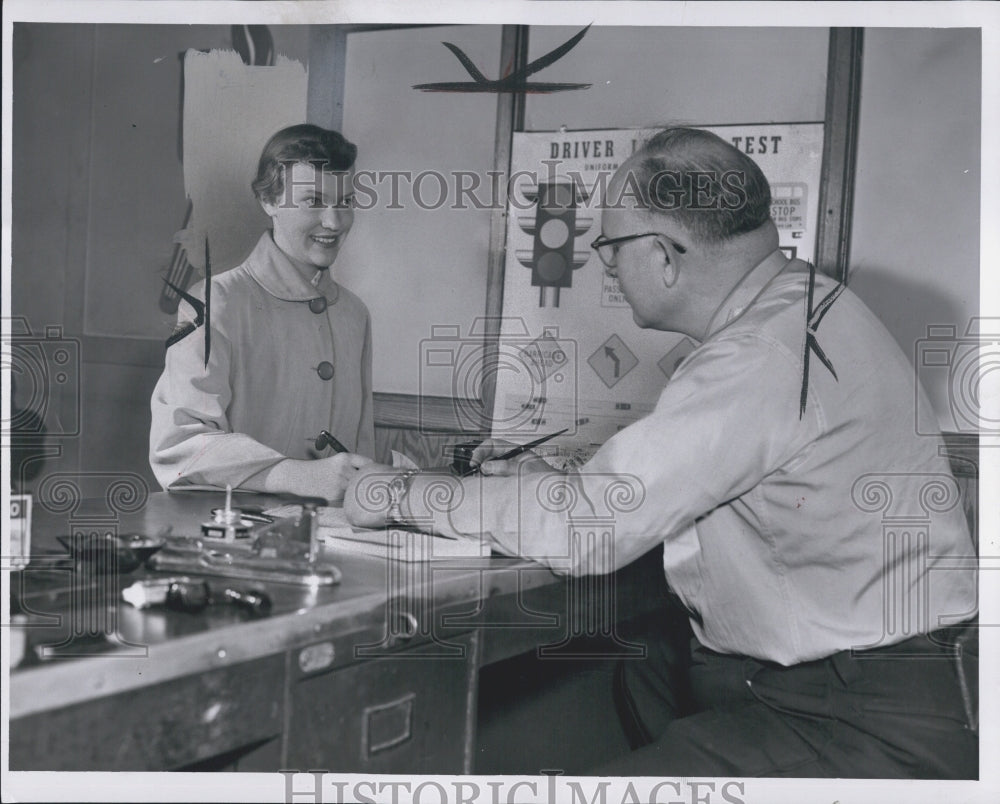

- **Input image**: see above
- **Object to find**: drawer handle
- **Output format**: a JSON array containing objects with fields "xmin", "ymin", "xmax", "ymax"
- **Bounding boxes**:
[
  {"xmin": 362, "ymin": 692, "xmax": 415, "ymax": 756},
  {"xmin": 393, "ymin": 611, "xmax": 420, "ymax": 640},
  {"xmin": 298, "ymin": 642, "xmax": 335, "ymax": 674}
]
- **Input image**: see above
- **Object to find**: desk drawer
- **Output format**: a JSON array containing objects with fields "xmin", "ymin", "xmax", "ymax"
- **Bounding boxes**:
[
  {"xmin": 286, "ymin": 631, "xmax": 478, "ymax": 773},
  {"xmin": 9, "ymin": 654, "xmax": 284, "ymax": 771}
]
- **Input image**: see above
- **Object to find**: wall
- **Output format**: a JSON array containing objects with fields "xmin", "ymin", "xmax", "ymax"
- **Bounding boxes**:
[
  {"xmin": 332, "ymin": 25, "xmax": 829, "ymax": 398},
  {"xmin": 849, "ymin": 28, "xmax": 980, "ymax": 431},
  {"xmin": 337, "ymin": 25, "xmax": 503, "ymax": 397},
  {"xmin": 523, "ymin": 26, "xmax": 829, "ymax": 130},
  {"xmin": 11, "ymin": 24, "xmax": 309, "ymax": 487}
]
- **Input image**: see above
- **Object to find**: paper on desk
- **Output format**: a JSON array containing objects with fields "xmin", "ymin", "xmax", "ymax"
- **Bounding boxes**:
[
  {"xmin": 324, "ymin": 529, "xmax": 490, "ymax": 560},
  {"xmin": 265, "ymin": 450, "xmax": 466, "ymax": 556},
  {"xmin": 263, "ymin": 504, "xmax": 356, "ymax": 540},
  {"xmin": 263, "ymin": 500, "xmax": 459, "ymax": 544},
  {"xmin": 261, "ymin": 504, "xmax": 487, "ymax": 559},
  {"xmin": 391, "ymin": 450, "xmax": 420, "ymax": 470}
]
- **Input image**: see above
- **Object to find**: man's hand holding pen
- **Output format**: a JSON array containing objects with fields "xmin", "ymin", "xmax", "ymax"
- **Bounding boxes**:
[{"xmin": 467, "ymin": 435, "xmax": 560, "ymax": 477}]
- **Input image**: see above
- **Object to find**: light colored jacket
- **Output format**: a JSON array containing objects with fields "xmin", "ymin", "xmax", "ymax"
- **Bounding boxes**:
[{"xmin": 150, "ymin": 232, "xmax": 375, "ymax": 490}]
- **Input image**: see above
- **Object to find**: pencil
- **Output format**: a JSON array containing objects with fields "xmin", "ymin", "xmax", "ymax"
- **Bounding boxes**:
[
  {"xmin": 461, "ymin": 428, "xmax": 569, "ymax": 476},
  {"xmin": 319, "ymin": 430, "xmax": 349, "ymax": 453}
]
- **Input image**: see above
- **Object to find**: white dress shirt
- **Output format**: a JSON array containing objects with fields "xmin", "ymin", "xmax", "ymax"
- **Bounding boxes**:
[{"xmin": 438, "ymin": 251, "xmax": 977, "ymax": 665}]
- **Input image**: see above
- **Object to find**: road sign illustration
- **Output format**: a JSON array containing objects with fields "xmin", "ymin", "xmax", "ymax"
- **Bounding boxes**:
[
  {"xmin": 588, "ymin": 334, "xmax": 638, "ymax": 388},
  {"xmin": 521, "ymin": 331, "xmax": 570, "ymax": 382},
  {"xmin": 770, "ymin": 181, "xmax": 807, "ymax": 235},
  {"xmin": 657, "ymin": 337, "xmax": 698, "ymax": 381},
  {"xmin": 516, "ymin": 182, "xmax": 593, "ymax": 308}
]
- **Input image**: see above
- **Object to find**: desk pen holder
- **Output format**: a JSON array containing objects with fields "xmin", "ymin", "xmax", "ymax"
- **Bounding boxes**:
[{"xmin": 201, "ymin": 505, "xmax": 252, "ymax": 541}]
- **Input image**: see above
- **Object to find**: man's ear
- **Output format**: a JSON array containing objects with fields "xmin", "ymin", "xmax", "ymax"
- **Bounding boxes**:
[
  {"xmin": 655, "ymin": 235, "xmax": 679, "ymax": 288},
  {"xmin": 259, "ymin": 197, "xmax": 277, "ymax": 219}
]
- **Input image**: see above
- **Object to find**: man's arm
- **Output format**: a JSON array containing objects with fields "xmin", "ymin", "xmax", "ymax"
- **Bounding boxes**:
[{"xmin": 346, "ymin": 332, "xmax": 817, "ymax": 575}]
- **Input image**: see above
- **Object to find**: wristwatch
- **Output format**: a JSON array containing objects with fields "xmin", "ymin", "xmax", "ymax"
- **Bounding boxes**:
[{"xmin": 387, "ymin": 470, "xmax": 419, "ymax": 523}]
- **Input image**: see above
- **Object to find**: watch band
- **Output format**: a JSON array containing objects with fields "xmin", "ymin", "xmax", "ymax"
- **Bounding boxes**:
[{"xmin": 387, "ymin": 470, "xmax": 419, "ymax": 523}]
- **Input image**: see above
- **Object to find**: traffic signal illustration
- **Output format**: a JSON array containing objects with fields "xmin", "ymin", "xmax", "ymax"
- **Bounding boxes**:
[{"xmin": 517, "ymin": 182, "xmax": 592, "ymax": 307}]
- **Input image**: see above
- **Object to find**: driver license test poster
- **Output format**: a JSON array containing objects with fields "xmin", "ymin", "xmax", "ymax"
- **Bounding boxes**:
[{"xmin": 491, "ymin": 124, "xmax": 823, "ymax": 460}]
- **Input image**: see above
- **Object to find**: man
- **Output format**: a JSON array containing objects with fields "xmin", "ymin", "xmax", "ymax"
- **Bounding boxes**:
[
  {"xmin": 151, "ymin": 124, "xmax": 374, "ymax": 501},
  {"xmin": 346, "ymin": 127, "xmax": 978, "ymax": 777}
]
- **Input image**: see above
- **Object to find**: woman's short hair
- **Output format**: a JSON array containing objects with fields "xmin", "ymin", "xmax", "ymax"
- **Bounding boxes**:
[{"xmin": 252, "ymin": 124, "xmax": 358, "ymax": 205}]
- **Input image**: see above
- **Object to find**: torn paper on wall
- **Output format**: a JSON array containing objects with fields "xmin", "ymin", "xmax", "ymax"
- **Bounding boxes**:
[{"xmin": 182, "ymin": 49, "xmax": 307, "ymax": 272}]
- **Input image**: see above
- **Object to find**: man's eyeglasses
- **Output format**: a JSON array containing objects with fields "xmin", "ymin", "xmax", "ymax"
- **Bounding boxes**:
[{"xmin": 590, "ymin": 232, "xmax": 687, "ymax": 268}]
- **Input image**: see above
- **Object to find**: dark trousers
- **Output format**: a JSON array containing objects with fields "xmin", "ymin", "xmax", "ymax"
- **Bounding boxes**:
[{"xmin": 600, "ymin": 609, "xmax": 978, "ymax": 778}]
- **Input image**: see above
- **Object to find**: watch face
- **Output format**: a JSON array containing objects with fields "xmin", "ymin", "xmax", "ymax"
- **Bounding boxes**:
[{"xmin": 388, "ymin": 473, "xmax": 414, "ymax": 521}]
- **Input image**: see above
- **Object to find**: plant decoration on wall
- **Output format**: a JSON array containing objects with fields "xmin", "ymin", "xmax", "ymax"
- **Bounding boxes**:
[
  {"xmin": 413, "ymin": 24, "xmax": 592, "ymax": 94},
  {"xmin": 231, "ymin": 24, "xmax": 275, "ymax": 67}
]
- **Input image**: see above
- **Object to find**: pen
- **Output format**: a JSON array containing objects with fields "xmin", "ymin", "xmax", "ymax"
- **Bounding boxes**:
[
  {"xmin": 461, "ymin": 428, "xmax": 569, "ymax": 476},
  {"xmin": 316, "ymin": 429, "xmax": 349, "ymax": 454}
]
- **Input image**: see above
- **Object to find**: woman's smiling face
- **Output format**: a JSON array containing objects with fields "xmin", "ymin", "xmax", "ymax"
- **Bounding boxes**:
[{"xmin": 261, "ymin": 161, "xmax": 355, "ymax": 270}]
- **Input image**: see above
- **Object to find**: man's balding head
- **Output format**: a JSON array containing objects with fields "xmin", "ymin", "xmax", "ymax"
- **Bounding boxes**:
[
  {"xmin": 600, "ymin": 128, "xmax": 780, "ymax": 338},
  {"xmin": 620, "ymin": 127, "xmax": 773, "ymax": 246}
]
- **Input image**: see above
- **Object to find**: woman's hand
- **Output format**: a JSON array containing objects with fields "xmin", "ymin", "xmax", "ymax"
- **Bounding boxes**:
[
  {"xmin": 250, "ymin": 453, "xmax": 374, "ymax": 503},
  {"xmin": 315, "ymin": 453, "xmax": 376, "ymax": 505},
  {"xmin": 469, "ymin": 437, "xmax": 553, "ymax": 477}
]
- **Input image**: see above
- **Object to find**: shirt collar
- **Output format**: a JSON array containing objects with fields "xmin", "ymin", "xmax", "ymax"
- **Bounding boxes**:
[
  {"xmin": 245, "ymin": 231, "xmax": 342, "ymax": 304},
  {"xmin": 702, "ymin": 248, "xmax": 790, "ymax": 340}
]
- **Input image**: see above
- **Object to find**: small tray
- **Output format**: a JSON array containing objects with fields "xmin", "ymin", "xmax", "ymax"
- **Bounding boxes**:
[
  {"xmin": 149, "ymin": 540, "xmax": 341, "ymax": 586},
  {"xmin": 57, "ymin": 533, "xmax": 165, "ymax": 573}
]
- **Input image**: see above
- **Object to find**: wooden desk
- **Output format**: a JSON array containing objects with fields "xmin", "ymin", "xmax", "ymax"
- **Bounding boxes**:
[{"xmin": 8, "ymin": 490, "xmax": 665, "ymax": 772}]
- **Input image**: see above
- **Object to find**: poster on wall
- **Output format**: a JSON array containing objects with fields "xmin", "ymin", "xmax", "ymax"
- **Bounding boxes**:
[{"xmin": 491, "ymin": 124, "xmax": 824, "ymax": 458}]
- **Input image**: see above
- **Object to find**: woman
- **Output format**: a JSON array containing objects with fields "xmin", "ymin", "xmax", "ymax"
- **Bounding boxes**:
[{"xmin": 150, "ymin": 124, "xmax": 374, "ymax": 502}]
